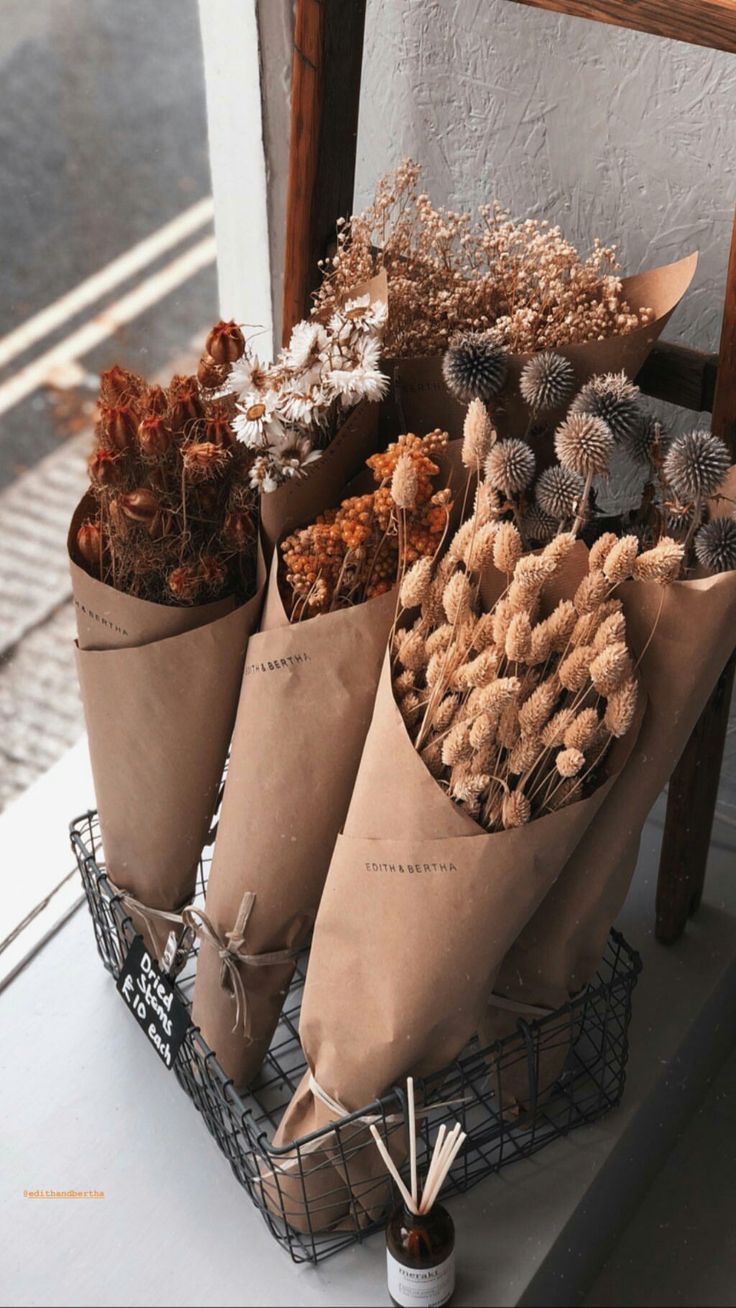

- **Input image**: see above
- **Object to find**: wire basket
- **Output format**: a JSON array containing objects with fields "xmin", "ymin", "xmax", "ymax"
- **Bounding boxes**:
[{"xmin": 70, "ymin": 809, "xmax": 641, "ymax": 1265}]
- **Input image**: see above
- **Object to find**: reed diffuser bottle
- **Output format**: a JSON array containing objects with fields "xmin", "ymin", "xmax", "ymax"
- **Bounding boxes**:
[{"xmin": 386, "ymin": 1201, "xmax": 455, "ymax": 1307}]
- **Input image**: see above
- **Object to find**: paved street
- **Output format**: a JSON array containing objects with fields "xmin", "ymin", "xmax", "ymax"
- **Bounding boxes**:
[{"xmin": 0, "ymin": 0, "xmax": 219, "ymax": 809}]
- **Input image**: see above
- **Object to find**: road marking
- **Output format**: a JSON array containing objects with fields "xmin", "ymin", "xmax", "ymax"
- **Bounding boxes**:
[
  {"xmin": 0, "ymin": 236, "xmax": 217, "ymax": 418},
  {"xmin": 0, "ymin": 196, "xmax": 214, "ymax": 372}
]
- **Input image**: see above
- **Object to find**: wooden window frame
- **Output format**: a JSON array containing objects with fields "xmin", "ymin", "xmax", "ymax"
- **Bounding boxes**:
[{"xmin": 506, "ymin": 1, "xmax": 736, "ymax": 56}]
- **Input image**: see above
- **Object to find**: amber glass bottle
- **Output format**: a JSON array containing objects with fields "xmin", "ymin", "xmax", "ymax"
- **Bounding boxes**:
[{"xmin": 386, "ymin": 1202, "xmax": 455, "ymax": 1306}]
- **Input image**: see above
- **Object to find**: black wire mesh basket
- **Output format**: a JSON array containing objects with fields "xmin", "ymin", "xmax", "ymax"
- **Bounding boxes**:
[{"xmin": 70, "ymin": 809, "xmax": 641, "ymax": 1265}]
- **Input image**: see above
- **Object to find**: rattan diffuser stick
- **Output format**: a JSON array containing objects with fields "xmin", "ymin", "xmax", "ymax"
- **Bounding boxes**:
[{"xmin": 370, "ymin": 1080, "xmax": 467, "ymax": 1217}]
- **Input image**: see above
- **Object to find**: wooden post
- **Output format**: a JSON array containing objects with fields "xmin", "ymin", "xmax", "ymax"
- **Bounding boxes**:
[
  {"xmin": 508, "ymin": 1, "xmax": 736, "ymax": 55},
  {"xmin": 282, "ymin": 0, "xmax": 368, "ymax": 344},
  {"xmin": 656, "ymin": 211, "xmax": 736, "ymax": 944}
]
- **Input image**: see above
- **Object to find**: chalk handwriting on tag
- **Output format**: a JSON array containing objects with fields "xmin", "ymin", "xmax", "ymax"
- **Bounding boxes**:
[{"xmin": 116, "ymin": 937, "xmax": 189, "ymax": 1070}]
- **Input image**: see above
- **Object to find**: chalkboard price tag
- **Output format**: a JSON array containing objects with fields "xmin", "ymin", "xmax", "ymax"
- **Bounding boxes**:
[{"xmin": 116, "ymin": 936, "xmax": 189, "ymax": 1070}]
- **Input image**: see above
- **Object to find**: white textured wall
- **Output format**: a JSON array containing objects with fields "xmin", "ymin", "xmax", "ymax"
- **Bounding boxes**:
[{"xmin": 356, "ymin": 1, "xmax": 736, "ymax": 361}]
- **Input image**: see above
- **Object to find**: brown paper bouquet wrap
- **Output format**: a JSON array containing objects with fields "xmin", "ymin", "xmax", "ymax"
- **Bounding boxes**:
[
  {"xmin": 189, "ymin": 558, "xmax": 396, "ymax": 1087},
  {"xmin": 388, "ymin": 254, "xmax": 696, "ymax": 440},
  {"xmin": 70, "ymin": 499, "xmax": 265, "ymax": 963},
  {"xmin": 269, "ymin": 643, "xmax": 642, "ymax": 1231},
  {"xmin": 479, "ymin": 538, "xmax": 736, "ymax": 1099}
]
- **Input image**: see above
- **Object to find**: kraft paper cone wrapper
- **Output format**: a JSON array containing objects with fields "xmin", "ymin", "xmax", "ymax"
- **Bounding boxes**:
[
  {"xmin": 387, "ymin": 253, "xmax": 697, "ymax": 440},
  {"xmin": 260, "ymin": 272, "xmax": 389, "ymax": 557},
  {"xmin": 190, "ymin": 550, "xmax": 397, "ymax": 1090},
  {"xmin": 480, "ymin": 530, "xmax": 736, "ymax": 1095},
  {"xmin": 270, "ymin": 645, "xmax": 642, "ymax": 1232},
  {"xmin": 70, "ymin": 498, "xmax": 266, "ymax": 962}
]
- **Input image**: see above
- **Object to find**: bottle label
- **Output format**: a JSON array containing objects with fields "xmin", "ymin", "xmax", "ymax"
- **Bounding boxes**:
[{"xmin": 386, "ymin": 1249, "xmax": 455, "ymax": 1306}]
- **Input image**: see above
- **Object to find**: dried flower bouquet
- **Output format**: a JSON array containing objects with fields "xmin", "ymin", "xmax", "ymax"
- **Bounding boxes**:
[
  {"xmin": 200, "ymin": 276, "xmax": 390, "ymax": 553},
  {"xmin": 270, "ymin": 403, "xmax": 663, "ymax": 1233},
  {"xmin": 313, "ymin": 162, "xmax": 696, "ymax": 443},
  {"xmin": 189, "ymin": 432, "xmax": 453, "ymax": 1090},
  {"xmin": 69, "ymin": 364, "xmax": 264, "ymax": 964}
]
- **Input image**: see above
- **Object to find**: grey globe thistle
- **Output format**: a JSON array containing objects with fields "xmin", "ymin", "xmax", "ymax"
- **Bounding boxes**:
[
  {"xmin": 536, "ymin": 464, "xmax": 585, "ymax": 520},
  {"xmin": 623, "ymin": 412, "xmax": 662, "ymax": 466},
  {"xmin": 523, "ymin": 503, "xmax": 557, "ymax": 543},
  {"xmin": 554, "ymin": 413, "xmax": 614, "ymax": 476},
  {"xmin": 520, "ymin": 352, "xmax": 576, "ymax": 412},
  {"xmin": 664, "ymin": 501, "xmax": 694, "ymax": 541},
  {"xmin": 443, "ymin": 332, "xmax": 509, "ymax": 403},
  {"xmin": 486, "ymin": 438, "xmax": 535, "ymax": 496},
  {"xmin": 663, "ymin": 430, "xmax": 730, "ymax": 501},
  {"xmin": 694, "ymin": 516, "xmax": 736, "ymax": 573},
  {"xmin": 570, "ymin": 372, "xmax": 644, "ymax": 445}
]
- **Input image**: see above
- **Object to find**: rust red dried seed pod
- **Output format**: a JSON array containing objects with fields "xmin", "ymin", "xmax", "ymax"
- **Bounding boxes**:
[
  {"xmin": 223, "ymin": 510, "xmax": 252, "ymax": 550},
  {"xmin": 205, "ymin": 320, "xmax": 245, "ymax": 364},
  {"xmin": 120, "ymin": 488, "xmax": 160, "ymax": 522},
  {"xmin": 105, "ymin": 405, "xmax": 137, "ymax": 451},
  {"xmin": 147, "ymin": 384, "xmax": 169, "ymax": 415},
  {"xmin": 168, "ymin": 565, "xmax": 200, "ymax": 601},
  {"xmin": 197, "ymin": 353, "xmax": 228, "ymax": 389},
  {"xmin": 76, "ymin": 521, "xmax": 101, "ymax": 566},
  {"xmin": 138, "ymin": 415, "xmax": 172, "ymax": 456},
  {"xmin": 88, "ymin": 450, "xmax": 121, "ymax": 486}
]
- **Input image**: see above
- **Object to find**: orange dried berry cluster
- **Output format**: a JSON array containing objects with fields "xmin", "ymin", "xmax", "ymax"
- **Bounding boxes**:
[{"xmin": 281, "ymin": 430, "xmax": 451, "ymax": 619}]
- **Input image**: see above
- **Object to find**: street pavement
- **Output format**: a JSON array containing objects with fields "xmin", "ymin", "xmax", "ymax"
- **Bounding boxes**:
[{"xmin": 0, "ymin": 0, "xmax": 219, "ymax": 809}]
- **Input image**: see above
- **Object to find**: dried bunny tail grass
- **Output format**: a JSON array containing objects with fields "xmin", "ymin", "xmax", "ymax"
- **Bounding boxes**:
[
  {"xmin": 546, "ymin": 599, "xmax": 577, "ymax": 650},
  {"xmin": 471, "ymin": 611, "xmax": 496, "ymax": 651},
  {"xmin": 391, "ymin": 452, "xmax": 419, "ymax": 509},
  {"xmin": 394, "ymin": 668, "xmax": 416, "ymax": 695},
  {"xmin": 496, "ymin": 701, "xmax": 521, "ymax": 749},
  {"xmin": 457, "ymin": 648, "xmax": 501, "ymax": 689},
  {"xmin": 426, "ymin": 623, "xmax": 454, "ymax": 657},
  {"xmin": 474, "ymin": 480, "xmax": 502, "ymax": 525},
  {"xmin": 542, "ymin": 706, "xmax": 577, "ymax": 748},
  {"xmin": 502, "ymin": 788, "xmax": 531, "ymax": 829},
  {"xmin": 529, "ymin": 622, "xmax": 553, "ymax": 665},
  {"xmin": 548, "ymin": 777, "xmax": 583, "ymax": 810},
  {"xmin": 574, "ymin": 570, "xmax": 610, "ymax": 614},
  {"xmin": 604, "ymin": 677, "xmax": 639, "ymax": 737},
  {"xmin": 571, "ymin": 607, "xmax": 603, "ymax": 646},
  {"xmin": 443, "ymin": 569, "xmax": 473, "ymax": 624},
  {"xmin": 420, "ymin": 740, "xmax": 444, "ymax": 778},
  {"xmin": 493, "ymin": 522, "xmax": 522, "ymax": 574},
  {"xmin": 556, "ymin": 747, "xmax": 586, "ymax": 778},
  {"xmin": 602, "ymin": 534, "xmax": 640, "ymax": 585},
  {"xmin": 633, "ymin": 537, "xmax": 684, "ymax": 584},
  {"xmin": 481, "ymin": 676, "xmax": 522, "ymax": 714},
  {"xmin": 462, "ymin": 399, "xmax": 495, "ymax": 468},
  {"xmin": 463, "ymin": 521, "xmax": 500, "ymax": 572},
  {"xmin": 470, "ymin": 712, "xmax": 496, "ymax": 749},
  {"xmin": 588, "ymin": 531, "xmax": 619, "ymax": 572},
  {"xmin": 433, "ymin": 694, "xmax": 461, "ymax": 733},
  {"xmin": 518, "ymin": 676, "xmax": 559, "ymax": 735},
  {"xmin": 507, "ymin": 735, "xmax": 543, "ymax": 775},
  {"xmin": 541, "ymin": 531, "xmax": 578, "ymax": 571},
  {"xmin": 593, "ymin": 609, "xmax": 627, "ymax": 651},
  {"xmin": 559, "ymin": 645, "xmax": 594, "ymax": 691},
  {"xmin": 449, "ymin": 519, "xmax": 476, "ymax": 564},
  {"xmin": 397, "ymin": 628, "xmax": 427, "ymax": 671},
  {"xmin": 399, "ymin": 691, "xmax": 422, "ymax": 724},
  {"xmin": 563, "ymin": 707, "xmax": 601, "ymax": 752},
  {"xmin": 400, "ymin": 556, "xmax": 434, "ymax": 609},
  {"xmin": 450, "ymin": 769, "xmax": 491, "ymax": 805},
  {"xmin": 492, "ymin": 597, "xmax": 514, "ymax": 647},
  {"xmin": 442, "ymin": 721, "xmax": 472, "ymax": 766},
  {"xmin": 505, "ymin": 611, "xmax": 532, "ymax": 662}
]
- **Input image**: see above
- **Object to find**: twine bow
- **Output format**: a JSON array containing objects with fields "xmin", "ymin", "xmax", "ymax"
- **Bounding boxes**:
[
  {"xmin": 183, "ymin": 893, "xmax": 299, "ymax": 1040},
  {"xmin": 106, "ymin": 878, "xmax": 191, "ymax": 971}
]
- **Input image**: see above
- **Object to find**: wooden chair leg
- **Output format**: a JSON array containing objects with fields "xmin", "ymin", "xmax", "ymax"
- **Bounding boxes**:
[{"xmin": 656, "ymin": 651, "xmax": 736, "ymax": 944}]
